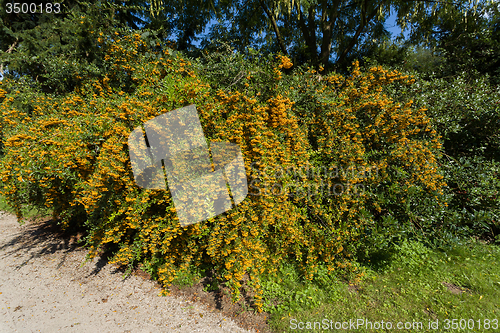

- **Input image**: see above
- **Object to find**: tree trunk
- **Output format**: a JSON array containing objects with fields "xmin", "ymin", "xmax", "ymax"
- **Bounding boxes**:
[
  {"xmin": 319, "ymin": 0, "xmax": 341, "ymax": 73},
  {"xmin": 259, "ymin": 0, "xmax": 288, "ymax": 55},
  {"xmin": 296, "ymin": 2, "xmax": 318, "ymax": 65},
  {"xmin": 335, "ymin": 0, "xmax": 385, "ymax": 67}
]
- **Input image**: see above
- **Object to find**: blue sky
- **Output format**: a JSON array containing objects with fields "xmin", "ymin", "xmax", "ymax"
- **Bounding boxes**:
[{"xmin": 385, "ymin": 12, "xmax": 405, "ymax": 38}]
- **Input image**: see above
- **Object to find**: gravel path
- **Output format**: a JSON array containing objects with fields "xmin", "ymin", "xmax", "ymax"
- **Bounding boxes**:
[{"xmin": 0, "ymin": 211, "xmax": 256, "ymax": 333}]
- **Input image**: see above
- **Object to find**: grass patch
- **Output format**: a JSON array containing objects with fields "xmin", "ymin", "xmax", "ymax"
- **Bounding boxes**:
[
  {"xmin": 265, "ymin": 239, "xmax": 500, "ymax": 332},
  {"xmin": 0, "ymin": 195, "xmax": 51, "ymax": 224},
  {"xmin": 0, "ymin": 195, "xmax": 12, "ymax": 212},
  {"xmin": 171, "ymin": 266, "xmax": 205, "ymax": 288}
]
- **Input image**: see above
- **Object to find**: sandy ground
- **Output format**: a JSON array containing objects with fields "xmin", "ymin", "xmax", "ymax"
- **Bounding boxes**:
[{"xmin": 0, "ymin": 211, "xmax": 256, "ymax": 333}]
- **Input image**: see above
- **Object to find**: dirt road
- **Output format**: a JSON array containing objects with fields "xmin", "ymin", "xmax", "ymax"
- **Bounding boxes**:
[{"xmin": 0, "ymin": 211, "xmax": 256, "ymax": 333}]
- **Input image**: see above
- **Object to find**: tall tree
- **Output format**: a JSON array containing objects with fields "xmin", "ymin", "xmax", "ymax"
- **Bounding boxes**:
[
  {"xmin": 202, "ymin": 0, "xmax": 487, "ymax": 72},
  {"xmin": 433, "ymin": 1, "xmax": 500, "ymax": 83}
]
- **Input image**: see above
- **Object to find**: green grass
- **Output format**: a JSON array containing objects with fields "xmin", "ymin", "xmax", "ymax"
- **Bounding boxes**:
[
  {"xmin": 171, "ymin": 266, "xmax": 205, "ymax": 288},
  {"xmin": 0, "ymin": 195, "xmax": 11, "ymax": 212},
  {"xmin": 264, "ymin": 239, "xmax": 500, "ymax": 332},
  {"xmin": 0, "ymin": 195, "xmax": 51, "ymax": 223}
]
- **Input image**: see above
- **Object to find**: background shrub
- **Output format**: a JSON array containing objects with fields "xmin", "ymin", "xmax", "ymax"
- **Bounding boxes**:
[{"xmin": 382, "ymin": 70, "xmax": 500, "ymax": 244}]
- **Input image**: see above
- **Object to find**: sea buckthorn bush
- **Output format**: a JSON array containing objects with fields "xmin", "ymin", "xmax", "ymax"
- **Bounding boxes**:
[{"xmin": 0, "ymin": 32, "xmax": 447, "ymax": 311}]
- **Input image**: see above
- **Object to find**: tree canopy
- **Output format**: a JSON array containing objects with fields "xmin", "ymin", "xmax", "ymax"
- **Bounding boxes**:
[
  {"xmin": 0, "ymin": 0, "xmax": 498, "ymax": 79},
  {"xmin": 188, "ymin": 0, "xmax": 494, "ymax": 71}
]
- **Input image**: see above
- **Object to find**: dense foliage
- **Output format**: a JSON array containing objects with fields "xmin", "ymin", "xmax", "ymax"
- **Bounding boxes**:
[
  {"xmin": 387, "ymin": 72, "xmax": 500, "ymax": 243},
  {"xmin": 0, "ymin": 31, "xmax": 454, "ymax": 310},
  {"xmin": 0, "ymin": 0, "xmax": 146, "ymax": 93}
]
